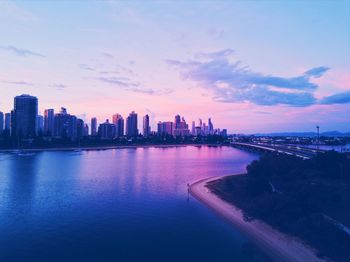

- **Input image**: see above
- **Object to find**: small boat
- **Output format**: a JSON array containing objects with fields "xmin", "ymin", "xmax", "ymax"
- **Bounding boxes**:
[{"xmin": 17, "ymin": 151, "xmax": 35, "ymax": 157}]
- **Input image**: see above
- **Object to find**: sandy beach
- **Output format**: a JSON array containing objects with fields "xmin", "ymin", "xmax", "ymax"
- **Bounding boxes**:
[{"xmin": 190, "ymin": 176, "xmax": 326, "ymax": 262}]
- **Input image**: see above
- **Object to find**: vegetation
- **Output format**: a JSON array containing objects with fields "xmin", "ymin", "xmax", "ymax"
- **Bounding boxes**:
[
  {"xmin": 208, "ymin": 151, "xmax": 350, "ymax": 262},
  {"xmin": 0, "ymin": 134, "xmax": 228, "ymax": 149}
]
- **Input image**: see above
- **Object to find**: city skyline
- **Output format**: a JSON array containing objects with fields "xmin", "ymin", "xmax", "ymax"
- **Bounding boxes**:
[
  {"xmin": 0, "ymin": 94, "xmax": 225, "ymax": 139},
  {"xmin": 0, "ymin": 1, "xmax": 349, "ymax": 133}
]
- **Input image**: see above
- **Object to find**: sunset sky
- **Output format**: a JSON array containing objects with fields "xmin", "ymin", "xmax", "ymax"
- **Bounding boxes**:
[{"xmin": 0, "ymin": 0, "xmax": 349, "ymax": 133}]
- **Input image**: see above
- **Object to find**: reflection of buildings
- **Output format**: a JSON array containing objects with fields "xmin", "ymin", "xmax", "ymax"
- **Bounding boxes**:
[{"xmin": 12, "ymin": 94, "xmax": 38, "ymax": 138}]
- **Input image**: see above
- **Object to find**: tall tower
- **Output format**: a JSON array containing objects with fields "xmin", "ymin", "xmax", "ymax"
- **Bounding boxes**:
[
  {"xmin": 36, "ymin": 115, "xmax": 44, "ymax": 135},
  {"xmin": 91, "ymin": 117, "xmax": 97, "ymax": 136},
  {"xmin": 191, "ymin": 121, "xmax": 195, "ymax": 135},
  {"xmin": 143, "ymin": 114, "xmax": 150, "ymax": 138},
  {"xmin": 126, "ymin": 111, "xmax": 138, "ymax": 137},
  {"xmin": 44, "ymin": 109, "xmax": 54, "ymax": 136},
  {"xmin": 113, "ymin": 114, "xmax": 124, "ymax": 137},
  {"xmin": 208, "ymin": 118, "xmax": 214, "ymax": 135},
  {"xmin": 0, "ymin": 111, "xmax": 3, "ymax": 135},
  {"xmin": 4, "ymin": 113, "xmax": 11, "ymax": 132},
  {"xmin": 13, "ymin": 94, "xmax": 38, "ymax": 138},
  {"xmin": 174, "ymin": 115, "xmax": 181, "ymax": 129}
]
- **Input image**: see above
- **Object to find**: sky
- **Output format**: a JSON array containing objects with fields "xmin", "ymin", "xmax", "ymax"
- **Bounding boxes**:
[{"xmin": 0, "ymin": 0, "xmax": 349, "ymax": 133}]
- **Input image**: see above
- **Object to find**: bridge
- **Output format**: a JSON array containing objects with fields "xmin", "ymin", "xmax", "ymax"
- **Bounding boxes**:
[{"xmin": 230, "ymin": 142, "xmax": 327, "ymax": 159}]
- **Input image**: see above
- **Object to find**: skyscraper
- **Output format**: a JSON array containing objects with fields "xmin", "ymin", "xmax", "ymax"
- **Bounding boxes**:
[
  {"xmin": 112, "ymin": 114, "xmax": 124, "ymax": 137},
  {"xmin": 77, "ymin": 118, "xmax": 85, "ymax": 139},
  {"xmin": 53, "ymin": 107, "xmax": 77, "ymax": 140},
  {"xmin": 143, "ymin": 114, "xmax": 150, "ymax": 138},
  {"xmin": 126, "ymin": 111, "xmax": 138, "ymax": 137},
  {"xmin": 12, "ymin": 94, "xmax": 38, "ymax": 138},
  {"xmin": 173, "ymin": 115, "xmax": 190, "ymax": 137},
  {"xmin": 0, "ymin": 111, "xmax": 3, "ymax": 135},
  {"xmin": 91, "ymin": 117, "xmax": 97, "ymax": 136},
  {"xmin": 98, "ymin": 119, "xmax": 116, "ymax": 139},
  {"xmin": 44, "ymin": 109, "xmax": 54, "ymax": 136},
  {"xmin": 4, "ymin": 113, "xmax": 11, "ymax": 132},
  {"xmin": 157, "ymin": 121, "xmax": 173, "ymax": 136},
  {"xmin": 36, "ymin": 115, "xmax": 44, "ymax": 135},
  {"xmin": 174, "ymin": 115, "xmax": 181, "ymax": 129},
  {"xmin": 191, "ymin": 121, "xmax": 195, "ymax": 135},
  {"xmin": 208, "ymin": 118, "xmax": 214, "ymax": 135}
]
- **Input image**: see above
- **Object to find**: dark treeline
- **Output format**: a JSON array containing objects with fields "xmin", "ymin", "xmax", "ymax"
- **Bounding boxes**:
[
  {"xmin": 0, "ymin": 133, "xmax": 228, "ymax": 150},
  {"xmin": 208, "ymin": 151, "xmax": 350, "ymax": 262}
]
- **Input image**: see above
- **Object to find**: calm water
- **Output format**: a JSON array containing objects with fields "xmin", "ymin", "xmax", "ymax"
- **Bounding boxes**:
[{"xmin": 0, "ymin": 146, "xmax": 263, "ymax": 262}]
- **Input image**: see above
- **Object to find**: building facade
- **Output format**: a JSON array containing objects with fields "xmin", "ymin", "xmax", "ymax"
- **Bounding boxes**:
[
  {"xmin": 98, "ymin": 119, "xmax": 116, "ymax": 139},
  {"xmin": 91, "ymin": 117, "xmax": 97, "ymax": 136},
  {"xmin": 53, "ymin": 107, "xmax": 77, "ymax": 140},
  {"xmin": 112, "ymin": 114, "xmax": 124, "ymax": 137},
  {"xmin": 0, "ymin": 111, "xmax": 3, "ymax": 135},
  {"xmin": 126, "ymin": 111, "xmax": 138, "ymax": 137},
  {"xmin": 12, "ymin": 94, "xmax": 38, "ymax": 138},
  {"xmin": 157, "ymin": 121, "xmax": 173, "ymax": 136},
  {"xmin": 44, "ymin": 109, "xmax": 54, "ymax": 136},
  {"xmin": 143, "ymin": 114, "xmax": 150, "ymax": 138}
]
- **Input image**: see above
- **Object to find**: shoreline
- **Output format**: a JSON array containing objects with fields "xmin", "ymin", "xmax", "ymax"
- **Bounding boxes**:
[
  {"xmin": 189, "ymin": 176, "xmax": 326, "ymax": 262},
  {"xmin": 0, "ymin": 143, "xmax": 224, "ymax": 153}
]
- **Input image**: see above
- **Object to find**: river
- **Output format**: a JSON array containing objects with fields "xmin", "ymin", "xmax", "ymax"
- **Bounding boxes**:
[{"xmin": 0, "ymin": 145, "xmax": 266, "ymax": 261}]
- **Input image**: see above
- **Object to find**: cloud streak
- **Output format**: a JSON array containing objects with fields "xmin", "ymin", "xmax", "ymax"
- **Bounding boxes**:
[
  {"xmin": 95, "ymin": 76, "xmax": 173, "ymax": 96},
  {"xmin": 2, "ymin": 80, "xmax": 34, "ymax": 86},
  {"xmin": 0, "ymin": 45, "xmax": 45, "ymax": 57},
  {"xmin": 320, "ymin": 91, "xmax": 350, "ymax": 105},
  {"xmin": 167, "ymin": 49, "xmax": 346, "ymax": 106}
]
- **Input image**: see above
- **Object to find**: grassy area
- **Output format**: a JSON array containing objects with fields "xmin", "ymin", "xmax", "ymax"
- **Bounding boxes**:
[{"xmin": 208, "ymin": 151, "xmax": 350, "ymax": 262}]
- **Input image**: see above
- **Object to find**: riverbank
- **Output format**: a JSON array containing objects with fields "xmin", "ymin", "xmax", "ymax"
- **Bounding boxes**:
[
  {"xmin": 0, "ymin": 143, "xmax": 224, "ymax": 153},
  {"xmin": 190, "ymin": 176, "xmax": 325, "ymax": 262}
]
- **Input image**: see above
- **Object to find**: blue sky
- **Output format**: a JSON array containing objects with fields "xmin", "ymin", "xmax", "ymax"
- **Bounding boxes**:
[{"xmin": 0, "ymin": 0, "xmax": 349, "ymax": 133}]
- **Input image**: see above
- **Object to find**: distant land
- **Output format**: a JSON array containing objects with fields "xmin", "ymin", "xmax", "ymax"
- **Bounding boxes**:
[{"xmin": 252, "ymin": 131, "xmax": 350, "ymax": 137}]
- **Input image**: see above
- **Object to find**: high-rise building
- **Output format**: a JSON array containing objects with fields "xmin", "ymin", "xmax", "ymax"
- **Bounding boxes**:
[
  {"xmin": 4, "ymin": 113, "xmax": 11, "ymax": 132},
  {"xmin": 157, "ymin": 121, "xmax": 173, "ymax": 136},
  {"xmin": 191, "ymin": 121, "xmax": 195, "ymax": 135},
  {"xmin": 44, "ymin": 109, "xmax": 54, "ymax": 136},
  {"xmin": 53, "ymin": 107, "xmax": 77, "ymax": 140},
  {"xmin": 12, "ymin": 94, "xmax": 38, "ymax": 138},
  {"xmin": 208, "ymin": 118, "xmax": 214, "ymax": 135},
  {"xmin": 98, "ymin": 119, "xmax": 116, "ymax": 139},
  {"xmin": 77, "ymin": 119, "xmax": 85, "ymax": 139},
  {"xmin": 0, "ymin": 111, "xmax": 3, "ymax": 135},
  {"xmin": 83, "ymin": 124, "xmax": 89, "ymax": 137},
  {"xmin": 174, "ymin": 115, "xmax": 181, "ymax": 129},
  {"xmin": 143, "ymin": 114, "xmax": 150, "ymax": 138},
  {"xmin": 220, "ymin": 129, "xmax": 228, "ymax": 137},
  {"xmin": 112, "ymin": 114, "xmax": 124, "ymax": 137},
  {"xmin": 36, "ymin": 115, "xmax": 44, "ymax": 135},
  {"xmin": 173, "ymin": 115, "xmax": 190, "ymax": 137},
  {"xmin": 91, "ymin": 117, "xmax": 97, "ymax": 136},
  {"xmin": 126, "ymin": 111, "xmax": 138, "ymax": 137}
]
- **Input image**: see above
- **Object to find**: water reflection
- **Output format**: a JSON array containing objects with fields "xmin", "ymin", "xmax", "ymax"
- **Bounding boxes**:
[{"xmin": 0, "ymin": 146, "xmax": 264, "ymax": 262}]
